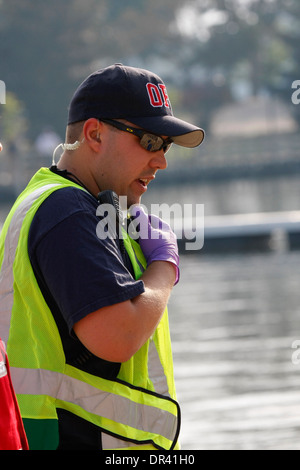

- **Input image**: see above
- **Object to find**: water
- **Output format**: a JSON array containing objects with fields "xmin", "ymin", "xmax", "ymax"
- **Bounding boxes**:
[
  {"xmin": 169, "ymin": 252, "xmax": 300, "ymax": 450},
  {"xmin": 143, "ymin": 174, "xmax": 300, "ymax": 216},
  {"xmin": 143, "ymin": 175, "xmax": 300, "ymax": 448}
]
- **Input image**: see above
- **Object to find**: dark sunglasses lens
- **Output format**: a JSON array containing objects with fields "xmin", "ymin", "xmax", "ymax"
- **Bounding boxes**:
[{"xmin": 140, "ymin": 134, "xmax": 163, "ymax": 152}]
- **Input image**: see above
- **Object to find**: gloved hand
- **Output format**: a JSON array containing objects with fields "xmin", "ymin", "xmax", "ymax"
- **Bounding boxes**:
[{"xmin": 129, "ymin": 205, "xmax": 180, "ymax": 285}]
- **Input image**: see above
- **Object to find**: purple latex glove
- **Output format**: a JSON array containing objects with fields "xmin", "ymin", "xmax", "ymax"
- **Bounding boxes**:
[{"xmin": 129, "ymin": 206, "xmax": 180, "ymax": 285}]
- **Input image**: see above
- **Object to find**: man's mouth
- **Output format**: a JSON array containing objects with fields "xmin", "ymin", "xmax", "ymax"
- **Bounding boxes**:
[
  {"xmin": 139, "ymin": 178, "xmax": 150, "ymax": 186},
  {"xmin": 138, "ymin": 175, "xmax": 155, "ymax": 188}
]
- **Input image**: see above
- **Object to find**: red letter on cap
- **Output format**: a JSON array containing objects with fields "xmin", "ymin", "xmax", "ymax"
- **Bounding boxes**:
[
  {"xmin": 146, "ymin": 83, "xmax": 163, "ymax": 107},
  {"xmin": 158, "ymin": 84, "xmax": 170, "ymax": 108}
]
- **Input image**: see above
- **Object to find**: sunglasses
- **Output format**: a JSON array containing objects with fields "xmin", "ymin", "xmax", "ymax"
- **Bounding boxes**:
[{"xmin": 101, "ymin": 119, "xmax": 173, "ymax": 153}]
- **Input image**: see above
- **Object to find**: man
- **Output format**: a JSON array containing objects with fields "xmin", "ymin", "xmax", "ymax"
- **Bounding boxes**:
[{"xmin": 0, "ymin": 64, "xmax": 204, "ymax": 450}]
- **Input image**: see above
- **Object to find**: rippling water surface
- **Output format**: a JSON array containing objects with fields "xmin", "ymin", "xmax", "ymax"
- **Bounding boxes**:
[{"xmin": 169, "ymin": 252, "xmax": 300, "ymax": 450}]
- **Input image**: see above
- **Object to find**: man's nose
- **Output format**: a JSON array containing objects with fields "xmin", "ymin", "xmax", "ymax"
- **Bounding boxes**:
[{"xmin": 149, "ymin": 150, "xmax": 168, "ymax": 170}]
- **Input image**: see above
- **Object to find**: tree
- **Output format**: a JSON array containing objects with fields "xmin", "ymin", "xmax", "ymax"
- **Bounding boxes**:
[
  {"xmin": 265, "ymin": 0, "xmax": 300, "ymax": 126},
  {"xmin": 172, "ymin": 0, "xmax": 300, "ymax": 131},
  {"xmin": 0, "ymin": 92, "xmax": 27, "ymax": 142},
  {"xmin": 0, "ymin": 0, "xmax": 182, "ymax": 139}
]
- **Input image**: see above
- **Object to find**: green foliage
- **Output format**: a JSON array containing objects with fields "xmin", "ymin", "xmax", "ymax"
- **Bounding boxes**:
[
  {"xmin": 0, "ymin": 0, "xmax": 182, "ymax": 139},
  {"xmin": 174, "ymin": 0, "xmax": 300, "ymax": 130},
  {"xmin": 0, "ymin": 92, "xmax": 27, "ymax": 142}
]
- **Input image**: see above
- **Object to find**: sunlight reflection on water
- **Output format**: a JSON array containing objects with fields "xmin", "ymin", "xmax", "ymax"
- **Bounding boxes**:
[{"xmin": 169, "ymin": 252, "xmax": 300, "ymax": 450}]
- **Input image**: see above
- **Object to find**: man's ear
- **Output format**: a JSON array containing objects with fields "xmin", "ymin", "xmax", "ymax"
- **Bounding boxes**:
[{"xmin": 83, "ymin": 118, "xmax": 102, "ymax": 151}]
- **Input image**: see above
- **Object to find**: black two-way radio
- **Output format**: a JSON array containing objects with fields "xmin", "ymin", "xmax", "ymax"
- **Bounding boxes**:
[
  {"xmin": 97, "ymin": 190, "xmax": 121, "ymax": 226},
  {"xmin": 97, "ymin": 190, "xmax": 127, "ymax": 262}
]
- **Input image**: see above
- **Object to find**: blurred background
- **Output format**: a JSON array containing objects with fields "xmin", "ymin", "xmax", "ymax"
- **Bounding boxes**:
[{"xmin": 1, "ymin": 0, "xmax": 300, "ymax": 450}]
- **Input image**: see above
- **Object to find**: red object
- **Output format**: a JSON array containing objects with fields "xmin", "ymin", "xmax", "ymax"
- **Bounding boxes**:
[{"xmin": 0, "ymin": 339, "xmax": 29, "ymax": 450}]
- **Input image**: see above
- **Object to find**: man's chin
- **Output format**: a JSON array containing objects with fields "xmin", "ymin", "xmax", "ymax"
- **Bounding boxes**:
[
  {"xmin": 127, "ymin": 195, "xmax": 142, "ymax": 209},
  {"xmin": 117, "ymin": 195, "xmax": 142, "ymax": 211}
]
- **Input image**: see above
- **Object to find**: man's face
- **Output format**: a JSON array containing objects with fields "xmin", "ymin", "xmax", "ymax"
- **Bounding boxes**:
[{"xmin": 95, "ymin": 122, "xmax": 168, "ymax": 208}]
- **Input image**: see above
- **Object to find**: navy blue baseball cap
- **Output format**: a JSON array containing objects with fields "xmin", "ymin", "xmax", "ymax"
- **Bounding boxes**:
[{"xmin": 68, "ymin": 64, "xmax": 205, "ymax": 148}]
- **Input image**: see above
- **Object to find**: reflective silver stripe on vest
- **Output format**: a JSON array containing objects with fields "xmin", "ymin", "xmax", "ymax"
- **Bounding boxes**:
[
  {"xmin": 101, "ymin": 433, "xmax": 139, "ymax": 449},
  {"xmin": 0, "ymin": 184, "xmax": 61, "ymax": 343},
  {"xmin": 148, "ymin": 339, "xmax": 170, "ymax": 397},
  {"xmin": 11, "ymin": 366, "xmax": 177, "ymax": 442}
]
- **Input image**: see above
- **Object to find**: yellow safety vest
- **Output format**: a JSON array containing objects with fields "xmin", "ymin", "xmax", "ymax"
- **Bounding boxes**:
[{"xmin": 0, "ymin": 168, "xmax": 180, "ymax": 450}]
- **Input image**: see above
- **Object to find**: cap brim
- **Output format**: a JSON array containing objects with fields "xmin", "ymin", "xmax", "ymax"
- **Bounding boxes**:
[{"xmin": 128, "ymin": 115, "xmax": 205, "ymax": 148}]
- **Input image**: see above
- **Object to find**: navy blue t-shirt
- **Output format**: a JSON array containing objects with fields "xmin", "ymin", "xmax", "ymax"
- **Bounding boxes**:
[{"xmin": 28, "ymin": 184, "xmax": 145, "ymax": 333}]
